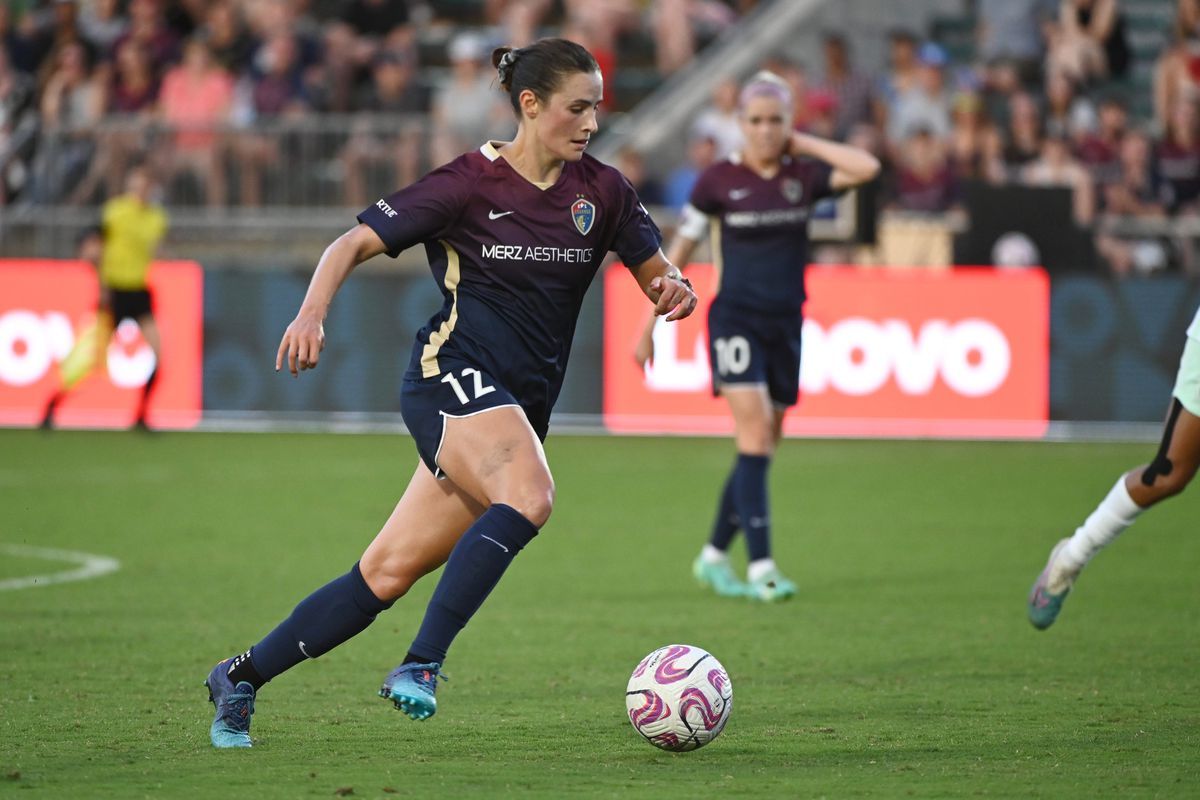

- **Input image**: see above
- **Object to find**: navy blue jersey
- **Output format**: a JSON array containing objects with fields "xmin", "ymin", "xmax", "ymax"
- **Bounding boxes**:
[
  {"xmin": 358, "ymin": 141, "xmax": 662, "ymax": 406},
  {"xmin": 680, "ymin": 154, "xmax": 833, "ymax": 316}
]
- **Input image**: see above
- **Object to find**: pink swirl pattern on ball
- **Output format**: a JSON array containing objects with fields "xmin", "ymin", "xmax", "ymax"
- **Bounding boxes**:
[
  {"xmin": 708, "ymin": 668, "xmax": 730, "ymax": 697},
  {"xmin": 630, "ymin": 653, "xmax": 654, "ymax": 680},
  {"xmin": 679, "ymin": 687, "xmax": 724, "ymax": 731},
  {"xmin": 628, "ymin": 690, "xmax": 671, "ymax": 730},
  {"xmin": 650, "ymin": 732, "xmax": 681, "ymax": 750},
  {"xmin": 653, "ymin": 645, "xmax": 694, "ymax": 684}
]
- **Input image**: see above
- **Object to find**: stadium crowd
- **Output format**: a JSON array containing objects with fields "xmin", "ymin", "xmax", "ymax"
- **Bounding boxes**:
[{"xmin": 3, "ymin": 0, "xmax": 1200, "ymax": 273}]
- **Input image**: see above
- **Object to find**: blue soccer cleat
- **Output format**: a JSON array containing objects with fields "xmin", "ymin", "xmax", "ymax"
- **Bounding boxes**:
[
  {"xmin": 379, "ymin": 661, "xmax": 444, "ymax": 720},
  {"xmin": 1028, "ymin": 538, "xmax": 1077, "ymax": 630},
  {"xmin": 205, "ymin": 658, "xmax": 255, "ymax": 748}
]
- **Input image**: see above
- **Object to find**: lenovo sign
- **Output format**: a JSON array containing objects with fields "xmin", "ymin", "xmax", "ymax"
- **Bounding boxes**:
[
  {"xmin": 604, "ymin": 265, "xmax": 1049, "ymax": 437},
  {"xmin": 0, "ymin": 260, "xmax": 203, "ymax": 429}
]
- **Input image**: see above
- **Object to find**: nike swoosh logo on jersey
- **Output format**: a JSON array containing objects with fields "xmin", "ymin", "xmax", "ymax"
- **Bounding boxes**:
[
  {"xmin": 729, "ymin": 188, "xmax": 752, "ymax": 200},
  {"xmin": 488, "ymin": 210, "xmax": 515, "ymax": 219}
]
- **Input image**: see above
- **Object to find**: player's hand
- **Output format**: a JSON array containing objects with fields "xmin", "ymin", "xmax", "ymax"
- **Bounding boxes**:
[
  {"xmin": 276, "ymin": 310, "xmax": 326, "ymax": 377},
  {"xmin": 649, "ymin": 275, "xmax": 697, "ymax": 322},
  {"xmin": 634, "ymin": 328, "xmax": 655, "ymax": 368}
]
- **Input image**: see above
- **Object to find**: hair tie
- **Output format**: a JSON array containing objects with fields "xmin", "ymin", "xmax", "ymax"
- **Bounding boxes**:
[{"xmin": 498, "ymin": 49, "xmax": 518, "ymax": 80}]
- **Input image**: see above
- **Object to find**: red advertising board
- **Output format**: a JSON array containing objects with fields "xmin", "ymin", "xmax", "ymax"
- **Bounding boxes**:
[
  {"xmin": 0, "ymin": 260, "xmax": 203, "ymax": 429},
  {"xmin": 604, "ymin": 265, "xmax": 1049, "ymax": 437}
]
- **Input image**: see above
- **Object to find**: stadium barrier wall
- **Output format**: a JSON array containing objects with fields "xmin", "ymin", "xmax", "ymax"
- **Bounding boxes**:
[
  {"xmin": 3, "ymin": 261, "xmax": 1196, "ymax": 432},
  {"xmin": 0, "ymin": 259, "xmax": 203, "ymax": 429}
]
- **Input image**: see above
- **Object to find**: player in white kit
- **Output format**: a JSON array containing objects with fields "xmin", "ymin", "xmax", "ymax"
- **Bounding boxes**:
[{"xmin": 1028, "ymin": 304, "xmax": 1200, "ymax": 629}]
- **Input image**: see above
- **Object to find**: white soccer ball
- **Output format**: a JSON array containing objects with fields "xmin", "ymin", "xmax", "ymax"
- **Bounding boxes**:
[{"xmin": 625, "ymin": 644, "xmax": 733, "ymax": 751}]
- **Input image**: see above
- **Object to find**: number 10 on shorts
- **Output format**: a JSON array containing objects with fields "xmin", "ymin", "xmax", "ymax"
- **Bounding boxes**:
[
  {"xmin": 714, "ymin": 336, "xmax": 750, "ymax": 376},
  {"xmin": 440, "ymin": 368, "xmax": 496, "ymax": 405}
]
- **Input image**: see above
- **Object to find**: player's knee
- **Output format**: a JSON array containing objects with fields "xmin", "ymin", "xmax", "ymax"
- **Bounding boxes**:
[
  {"xmin": 505, "ymin": 480, "xmax": 556, "ymax": 529},
  {"xmin": 359, "ymin": 554, "xmax": 420, "ymax": 601}
]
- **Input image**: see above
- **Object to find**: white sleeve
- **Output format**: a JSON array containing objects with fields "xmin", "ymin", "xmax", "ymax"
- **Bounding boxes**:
[
  {"xmin": 1189, "ymin": 304, "xmax": 1200, "ymax": 339},
  {"xmin": 676, "ymin": 203, "xmax": 711, "ymax": 242}
]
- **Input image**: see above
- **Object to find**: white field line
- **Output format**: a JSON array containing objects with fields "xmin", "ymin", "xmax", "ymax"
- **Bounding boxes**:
[{"xmin": 0, "ymin": 543, "xmax": 120, "ymax": 591}]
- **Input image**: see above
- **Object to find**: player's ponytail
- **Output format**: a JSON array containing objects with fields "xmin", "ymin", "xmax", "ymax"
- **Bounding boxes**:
[{"xmin": 492, "ymin": 38, "xmax": 599, "ymax": 115}]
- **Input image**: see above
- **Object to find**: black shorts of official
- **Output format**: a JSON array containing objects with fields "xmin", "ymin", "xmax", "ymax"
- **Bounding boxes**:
[
  {"xmin": 400, "ymin": 356, "xmax": 551, "ymax": 479},
  {"xmin": 707, "ymin": 298, "xmax": 803, "ymax": 408},
  {"xmin": 108, "ymin": 288, "xmax": 153, "ymax": 323}
]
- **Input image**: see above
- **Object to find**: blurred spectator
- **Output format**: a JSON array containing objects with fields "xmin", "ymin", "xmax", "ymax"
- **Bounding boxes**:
[
  {"xmin": 1002, "ymin": 91, "xmax": 1044, "ymax": 174},
  {"xmin": 1043, "ymin": 69, "xmax": 1096, "ymax": 141},
  {"xmin": 35, "ymin": 41, "xmax": 104, "ymax": 201},
  {"xmin": 164, "ymin": 0, "xmax": 209, "ymax": 40},
  {"xmin": 483, "ymin": 0, "xmax": 554, "ymax": 48},
  {"xmin": 885, "ymin": 42, "xmax": 952, "ymax": 150},
  {"xmin": 980, "ymin": 57, "xmax": 1023, "ymax": 131},
  {"xmin": 201, "ymin": 1, "xmax": 257, "ymax": 77},
  {"xmin": 1154, "ymin": 0, "xmax": 1200, "ymax": 132},
  {"xmin": 1021, "ymin": 131, "xmax": 1096, "ymax": 225},
  {"xmin": 304, "ymin": 21, "xmax": 359, "ymax": 113},
  {"xmin": 112, "ymin": 0, "xmax": 180, "ymax": 78},
  {"xmin": 341, "ymin": 0, "xmax": 410, "ymax": 35},
  {"xmin": 891, "ymin": 128, "xmax": 958, "ymax": 212},
  {"xmin": 802, "ymin": 89, "xmax": 838, "ymax": 139},
  {"xmin": 341, "ymin": 47, "xmax": 426, "ymax": 206},
  {"xmin": 1075, "ymin": 94, "xmax": 1126, "ymax": 192},
  {"xmin": 33, "ymin": 0, "xmax": 96, "ymax": 92},
  {"xmin": 614, "ymin": 145, "xmax": 664, "ymax": 206},
  {"xmin": 156, "ymin": 36, "xmax": 234, "ymax": 206},
  {"xmin": 0, "ymin": 46, "xmax": 38, "ymax": 204},
  {"xmin": 79, "ymin": 0, "xmax": 128, "ymax": 54},
  {"xmin": 70, "ymin": 38, "xmax": 160, "ymax": 204},
  {"xmin": 692, "ymin": 77, "xmax": 742, "ymax": 160},
  {"xmin": 874, "ymin": 28, "xmax": 920, "ymax": 130},
  {"xmin": 233, "ymin": 31, "xmax": 310, "ymax": 206},
  {"xmin": 817, "ymin": 33, "xmax": 873, "ymax": 139},
  {"xmin": 1045, "ymin": 0, "xmax": 1130, "ymax": 85},
  {"xmin": 429, "ymin": 32, "xmax": 508, "ymax": 168},
  {"xmin": 1096, "ymin": 130, "xmax": 1168, "ymax": 275},
  {"xmin": 1155, "ymin": 98, "xmax": 1200, "ymax": 215},
  {"xmin": 948, "ymin": 91, "xmax": 1004, "ymax": 182},
  {"xmin": 975, "ymin": 0, "xmax": 1055, "ymax": 85},
  {"xmin": 653, "ymin": 0, "xmax": 739, "ymax": 76},
  {"xmin": 663, "ymin": 132, "xmax": 717, "ymax": 211}
]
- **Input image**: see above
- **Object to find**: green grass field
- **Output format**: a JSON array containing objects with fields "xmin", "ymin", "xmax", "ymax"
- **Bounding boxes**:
[{"xmin": 1, "ymin": 429, "xmax": 1197, "ymax": 798}]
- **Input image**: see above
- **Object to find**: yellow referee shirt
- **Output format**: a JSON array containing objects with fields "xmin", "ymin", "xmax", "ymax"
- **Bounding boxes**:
[{"xmin": 98, "ymin": 195, "xmax": 169, "ymax": 290}]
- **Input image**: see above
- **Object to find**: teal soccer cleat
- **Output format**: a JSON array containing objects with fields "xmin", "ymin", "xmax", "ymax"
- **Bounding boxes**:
[
  {"xmin": 1028, "ymin": 538, "xmax": 1076, "ymax": 630},
  {"xmin": 692, "ymin": 555, "xmax": 750, "ymax": 598},
  {"xmin": 748, "ymin": 567, "xmax": 797, "ymax": 602},
  {"xmin": 379, "ymin": 661, "xmax": 444, "ymax": 720},
  {"xmin": 205, "ymin": 658, "xmax": 255, "ymax": 748}
]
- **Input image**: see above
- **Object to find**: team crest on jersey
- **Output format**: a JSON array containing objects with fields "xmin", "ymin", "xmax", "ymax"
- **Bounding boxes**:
[
  {"xmin": 571, "ymin": 198, "xmax": 596, "ymax": 235},
  {"xmin": 782, "ymin": 178, "xmax": 803, "ymax": 204}
]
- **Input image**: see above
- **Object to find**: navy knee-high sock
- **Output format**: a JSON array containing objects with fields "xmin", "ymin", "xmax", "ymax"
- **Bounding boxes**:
[
  {"xmin": 733, "ymin": 454, "xmax": 772, "ymax": 562},
  {"xmin": 707, "ymin": 466, "xmax": 740, "ymax": 551},
  {"xmin": 407, "ymin": 503, "xmax": 539, "ymax": 665},
  {"xmin": 240, "ymin": 562, "xmax": 394, "ymax": 687}
]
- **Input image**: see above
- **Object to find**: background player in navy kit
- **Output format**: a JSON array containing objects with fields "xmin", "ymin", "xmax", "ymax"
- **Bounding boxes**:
[
  {"xmin": 636, "ymin": 71, "xmax": 880, "ymax": 602},
  {"xmin": 202, "ymin": 38, "xmax": 697, "ymax": 748}
]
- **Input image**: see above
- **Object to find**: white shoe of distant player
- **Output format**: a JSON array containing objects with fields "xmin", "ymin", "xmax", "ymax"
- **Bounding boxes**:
[{"xmin": 1027, "ymin": 538, "xmax": 1081, "ymax": 630}]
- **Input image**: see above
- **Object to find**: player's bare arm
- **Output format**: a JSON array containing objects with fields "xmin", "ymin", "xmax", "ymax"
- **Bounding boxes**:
[
  {"xmin": 277, "ymin": 223, "xmax": 388, "ymax": 377},
  {"xmin": 788, "ymin": 131, "xmax": 881, "ymax": 191},
  {"xmin": 628, "ymin": 249, "xmax": 698, "ymax": 323},
  {"xmin": 634, "ymin": 235, "xmax": 701, "ymax": 367}
]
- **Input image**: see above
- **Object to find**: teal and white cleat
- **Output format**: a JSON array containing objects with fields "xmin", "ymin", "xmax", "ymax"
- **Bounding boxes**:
[
  {"xmin": 205, "ymin": 658, "xmax": 255, "ymax": 749},
  {"xmin": 379, "ymin": 661, "xmax": 444, "ymax": 720},
  {"xmin": 748, "ymin": 567, "xmax": 797, "ymax": 602},
  {"xmin": 693, "ymin": 555, "xmax": 750, "ymax": 598},
  {"xmin": 1028, "ymin": 538, "xmax": 1077, "ymax": 630}
]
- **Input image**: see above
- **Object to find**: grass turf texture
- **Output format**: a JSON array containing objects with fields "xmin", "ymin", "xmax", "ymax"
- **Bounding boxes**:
[{"xmin": 1, "ymin": 429, "xmax": 1197, "ymax": 799}]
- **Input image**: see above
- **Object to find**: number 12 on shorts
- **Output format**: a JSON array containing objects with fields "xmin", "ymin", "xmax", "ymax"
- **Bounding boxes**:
[{"xmin": 441, "ymin": 368, "xmax": 496, "ymax": 405}]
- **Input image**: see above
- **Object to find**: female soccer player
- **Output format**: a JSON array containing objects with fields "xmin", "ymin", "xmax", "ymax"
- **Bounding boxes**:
[
  {"xmin": 635, "ymin": 71, "xmax": 880, "ymax": 602},
  {"xmin": 203, "ymin": 38, "xmax": 696, "ymax": 748},
  {"xmin": 1028, "ymin": 304, "xmax": 1200, "ymax": 629}
]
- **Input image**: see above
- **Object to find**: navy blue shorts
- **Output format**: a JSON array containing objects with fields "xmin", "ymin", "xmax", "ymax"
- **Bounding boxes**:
[
  {"xmin": 707, "ymin": 299, "xmax": 803, "ymax": 408},
  {"xmin": 400, "ymin": 355, "xmax": 550, "ymax": 478}
]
